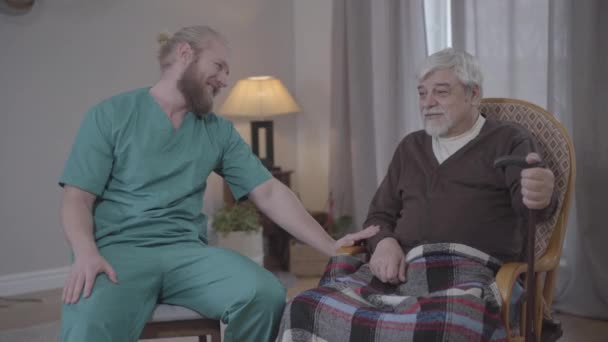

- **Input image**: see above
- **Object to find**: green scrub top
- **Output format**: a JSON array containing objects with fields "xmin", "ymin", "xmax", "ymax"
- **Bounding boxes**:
[{"xmin": 59, "ymin": 88, "xmax": 271, "ymax": 248}]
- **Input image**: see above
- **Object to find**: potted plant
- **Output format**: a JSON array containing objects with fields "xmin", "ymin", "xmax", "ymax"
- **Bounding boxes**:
[
  {"xmin": 326, "ymin": 215, "xmax": 354, "ymax": 239},
  {"xmin": 213, "ymin": 202, "xmax": 264, "ymax": 265}
]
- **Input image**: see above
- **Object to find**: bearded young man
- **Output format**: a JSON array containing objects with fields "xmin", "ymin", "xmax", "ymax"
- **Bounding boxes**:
[
  {"xmin": 277, "ymin": 48, "xmax": 557, "ymax": 342},
  {"xmin": 58, "ymin": 26, "xmax": 378, "ymax": 342}
]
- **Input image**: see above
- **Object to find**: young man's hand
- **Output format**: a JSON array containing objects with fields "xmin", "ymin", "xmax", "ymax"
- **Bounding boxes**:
[
  {"xmin": 62, "ymin": 252, "xmax": 118, "ymax": 304},
  {"xmin": 333, "ymin": 225, "xmax": 380, "ymax": 253},
  {"xmin": 369, "ymin": 237, "xmax": 407, "ymax": 284}
]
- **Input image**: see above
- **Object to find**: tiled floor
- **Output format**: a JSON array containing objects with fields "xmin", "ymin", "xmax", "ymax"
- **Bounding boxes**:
[{"xmin": 1, "ymin": 277, "xmax": 607, "ymax": 341}]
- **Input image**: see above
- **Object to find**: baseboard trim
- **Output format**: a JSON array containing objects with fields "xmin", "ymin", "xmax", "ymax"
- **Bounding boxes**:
[{"xmin": 0, "ymin": 266, "xmax": 69, "ymax": 297}]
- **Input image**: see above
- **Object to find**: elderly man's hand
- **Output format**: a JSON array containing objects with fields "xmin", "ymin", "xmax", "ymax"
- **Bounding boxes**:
[
  {"xmin": 369, "ymin": 237, "xmax": 407, "ymax": 284},
  {"xmin": 521, "ymin": 152, "xmax": 555, "ymax": 209}
]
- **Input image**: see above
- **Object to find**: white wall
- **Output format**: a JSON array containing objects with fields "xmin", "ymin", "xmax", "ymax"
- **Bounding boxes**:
[{"xmin": 0, "ymin": 0, "xmax": 296, "ymax": 277}]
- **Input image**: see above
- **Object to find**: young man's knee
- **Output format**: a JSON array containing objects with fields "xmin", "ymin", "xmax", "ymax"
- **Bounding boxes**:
[
  {"xmin": 266, "ymin": 279, "xmax": 287, "ymax": 307},
  {"xmin": 250, "ymin": 275, "xmax": 286, "ymax": 308}
]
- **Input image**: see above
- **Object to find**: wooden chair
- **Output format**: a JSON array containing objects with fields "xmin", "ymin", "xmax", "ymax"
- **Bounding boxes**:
[
  {"xmin": 140, "ymin": 304, "xmax": 221, "ymax": 341},
  {"xmin": 340, "ymin": 98, "xmax": 575, "ymax": 342}
]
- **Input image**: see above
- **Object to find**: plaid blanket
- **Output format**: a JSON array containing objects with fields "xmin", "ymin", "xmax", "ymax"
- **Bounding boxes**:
[{"xmin": 278, "ymin": 243, "xmax": 508, "ymax": 342}]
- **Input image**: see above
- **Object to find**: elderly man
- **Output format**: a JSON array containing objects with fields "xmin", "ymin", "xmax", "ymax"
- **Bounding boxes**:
[
  {"xmin": 278, "ymin": 48, "xmax": 556, "ymax": 342},
  {"xmin": 58, "ymin": 25, "xmax": 377, "ymax": 342}
]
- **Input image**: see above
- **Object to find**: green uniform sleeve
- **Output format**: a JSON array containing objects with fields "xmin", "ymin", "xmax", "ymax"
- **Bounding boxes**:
[
  {"xmin": 216, "ymin": 120, "xmax": 271, "ymax": 200},
  {"xmin": 59, "ymin": 106, "xmax": 114, "ymax": 196}
]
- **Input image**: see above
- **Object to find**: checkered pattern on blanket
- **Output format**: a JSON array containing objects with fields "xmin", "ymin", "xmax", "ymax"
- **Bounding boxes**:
[{"xmin": 278, "ymin": 243, "xmax": 508, "ymax": 342}]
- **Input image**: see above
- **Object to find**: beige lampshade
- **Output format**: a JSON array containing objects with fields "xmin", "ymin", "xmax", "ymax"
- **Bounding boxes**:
[{"xmin": 219, "ymin": 76, "xmax": 300, "ymax": 119}]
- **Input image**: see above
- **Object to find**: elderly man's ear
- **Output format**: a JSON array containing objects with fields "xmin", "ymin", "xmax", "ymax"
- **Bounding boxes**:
[{"xmin": 471, "ymin": 84, "xmax": 482, "ymax": 106}]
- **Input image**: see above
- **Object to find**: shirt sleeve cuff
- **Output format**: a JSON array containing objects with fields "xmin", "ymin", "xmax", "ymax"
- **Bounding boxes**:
[
  {"xmin": 539, "ymin": 191, "xmax": 559, "ymax": 222},
  {"xmin": 365, "ymin": 226, "xmax": 398, "ymax": 254}
]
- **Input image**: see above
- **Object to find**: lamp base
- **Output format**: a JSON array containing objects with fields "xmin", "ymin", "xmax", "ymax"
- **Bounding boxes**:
[{"xmin": 251, "ymin": 120, "xmax": 275, "ymax": 170}]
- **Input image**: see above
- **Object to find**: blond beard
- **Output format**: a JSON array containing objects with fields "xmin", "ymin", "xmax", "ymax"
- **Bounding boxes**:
[{"xmin": 177, "ymin": 62, "xmax": 214, "ymax": 118}]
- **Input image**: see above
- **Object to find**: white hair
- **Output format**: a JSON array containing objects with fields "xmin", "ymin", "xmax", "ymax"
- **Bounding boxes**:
[
  {"xmin": 418, "ymin": 48, "xmax": 484, "ymax": 96},
  {"xmin": 156, "ymin": 25, "xmax": 227, "ymax": 71}
]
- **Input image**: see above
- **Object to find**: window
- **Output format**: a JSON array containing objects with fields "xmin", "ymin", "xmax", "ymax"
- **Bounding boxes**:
[{"xmin": 424, "ymin": 0, "xmax": 452, "ymax": 55}]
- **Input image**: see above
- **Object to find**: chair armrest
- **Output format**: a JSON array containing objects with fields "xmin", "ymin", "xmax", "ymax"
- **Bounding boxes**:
[
  {"xmin": 496, "ymin": 252, "xmax": 560, "ymax": 307},
  {"xmin": 337, "ymin": 245, "xmax": 368, "ymax": 255},
  {"xmin": 496, "ymin": 262, "xmax": 528, "ymax": 334}
]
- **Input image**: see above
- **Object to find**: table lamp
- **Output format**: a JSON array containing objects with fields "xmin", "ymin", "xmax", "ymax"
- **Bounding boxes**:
[{"xmin": 219, "ymin": 76, "xmax": 300, "ymax": 170}]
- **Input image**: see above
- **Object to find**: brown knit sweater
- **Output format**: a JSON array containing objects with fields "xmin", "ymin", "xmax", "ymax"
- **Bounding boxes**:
[{"xmin": 364, "ymin": 118, "xmax": 557, "ymax": 262}]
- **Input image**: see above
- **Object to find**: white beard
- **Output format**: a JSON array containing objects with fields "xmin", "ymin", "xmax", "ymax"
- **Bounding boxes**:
[
  {"xmin": 424, "ymin": 121, "xmax": 446, "ymax": 137},
  {"xmin": 423, "ymin": 113, "xmax": 452, "ymax": 138}
]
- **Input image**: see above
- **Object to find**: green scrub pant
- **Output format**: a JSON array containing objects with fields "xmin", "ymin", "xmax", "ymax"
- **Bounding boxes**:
[{"xmin": 60, "ymin": 242, "xmax": 286, "ymax": 342}]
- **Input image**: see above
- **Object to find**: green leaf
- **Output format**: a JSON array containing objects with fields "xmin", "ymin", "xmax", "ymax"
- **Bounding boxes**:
[{"xmin": 213, "ymin": 202, "xmax": 261, "ymax": 236}]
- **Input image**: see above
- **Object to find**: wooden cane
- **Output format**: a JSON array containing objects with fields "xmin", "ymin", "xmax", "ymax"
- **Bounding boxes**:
[
  {"xmin": 525, "ymin": 209, "xmax": 537, "ymax": 342},
  {"xmin": 494, "ymin": 155, "xmax": 544, "ymax": 342}
]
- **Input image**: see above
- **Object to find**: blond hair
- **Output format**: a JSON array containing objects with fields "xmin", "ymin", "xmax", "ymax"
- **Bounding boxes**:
[{"xmin": 157, "ymin": 25, "xmax": 226, "ymax": 71}]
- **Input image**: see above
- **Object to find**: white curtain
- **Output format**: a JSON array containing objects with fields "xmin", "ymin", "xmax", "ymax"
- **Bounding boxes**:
[
  {"xmin": 549, "ymin": 0, "xmax": 608, "ymax": 319},
  {"xmin": 451, "ymin": 0, "xmax": 608, "ymax": 319},
  {"xmin": 329, "ymin": 0, "xmax": 427, "ymax": 228},
  {"xmin": 451, "ymin": 0, "xmax": 550, "ymax": 106}
]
